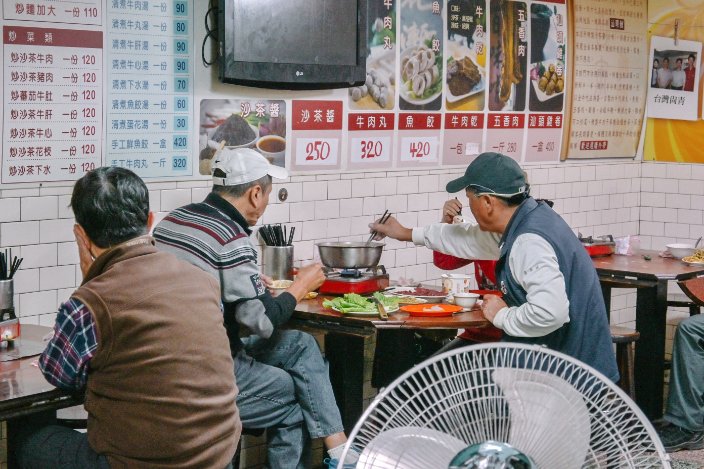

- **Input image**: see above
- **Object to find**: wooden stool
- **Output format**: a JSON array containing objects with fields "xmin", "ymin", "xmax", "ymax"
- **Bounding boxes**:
[{"xmin": 610, "ymin": 326, "xmax": 640, "ymax": 400}]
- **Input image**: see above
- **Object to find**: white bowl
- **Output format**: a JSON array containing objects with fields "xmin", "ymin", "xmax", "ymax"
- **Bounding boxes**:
[
  {"xmin": 453, "ymin": 292, "xmax": 480, "ymax": 309},
  {"xmin": 666, "ymin": 243, "xmax": 696, "ymax": 259}
]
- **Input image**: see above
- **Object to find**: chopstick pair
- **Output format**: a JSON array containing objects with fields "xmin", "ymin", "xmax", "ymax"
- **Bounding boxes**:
[{"xmin": 367, "ymin": 210, "xmax": 392, "ymax": 244}]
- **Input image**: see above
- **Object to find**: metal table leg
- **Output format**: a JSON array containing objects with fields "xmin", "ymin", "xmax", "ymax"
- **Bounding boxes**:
[
  {"xmin": 634, "ymin": 280, "xmax": 668, "ymax": 419},
  {"xmin": 325, "ymin": 332, "xmax": 366, "ymax": 434}
]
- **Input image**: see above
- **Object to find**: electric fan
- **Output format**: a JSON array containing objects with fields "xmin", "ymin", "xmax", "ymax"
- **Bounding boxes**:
[{"xmin": 338, "ymin": 343, "xmax": 670, "ymax": 468}]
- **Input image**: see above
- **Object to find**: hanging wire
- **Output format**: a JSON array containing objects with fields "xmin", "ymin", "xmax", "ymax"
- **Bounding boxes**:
[{"xmin": 202, "ymin": 0, "xmax": 218, "ymax": 67}]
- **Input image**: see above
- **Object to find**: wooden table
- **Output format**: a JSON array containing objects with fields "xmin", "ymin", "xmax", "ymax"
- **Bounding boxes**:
[
  {"xmin": 0, "ymin": 324, "xmax": 79, "ymax": 420},
  {"xmin": 0, "ymin": 324, "xmax": 81, "ymax": 468},
  {"xmin": 291, "ymin": 296, "xmax": 488, "ymax": 432},
  {"xmin": 594, "ymin": 250, "xmax": 704, "ymax": 419}
]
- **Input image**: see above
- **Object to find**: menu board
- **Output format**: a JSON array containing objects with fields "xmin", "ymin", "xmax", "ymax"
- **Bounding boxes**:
[
  {"xmin": 0, "ymin": 0, "xmax": 652, "ymax": 183},
  {"xmin": 563, "ymin": 0, "xmax": 648, "ymax": 158},
  {"xmin": 2, "ymin": 25, "xmax": 103, "ymax": 183},
  {"xmin": 1, "ymin": 0, "xmax": 196, "ymax": 184},
  {"xmin": 105, "ymin": 0, "xmax": 193, "ymax": 177}
]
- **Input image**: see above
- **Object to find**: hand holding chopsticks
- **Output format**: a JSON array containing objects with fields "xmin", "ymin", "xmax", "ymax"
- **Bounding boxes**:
[
  {"xmin": 0, "ymin": 249, "xmax": 22, "ymax": 280},
  {"xmin": 367, "ymin": 211, "xmax": 392, "ymax": 243},
  {"xmin": 368, "ymin": 213, "xmax": 414, "ymax": 242}
]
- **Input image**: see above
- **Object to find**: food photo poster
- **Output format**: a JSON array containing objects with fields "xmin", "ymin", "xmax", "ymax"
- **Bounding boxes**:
[
  {"xmin": 646, "ymin": 36, "xmax": 702, "ymax": 121},
  {"xmin": 198, "ymin": 100, "xmax": 287, "ymax": 175}
]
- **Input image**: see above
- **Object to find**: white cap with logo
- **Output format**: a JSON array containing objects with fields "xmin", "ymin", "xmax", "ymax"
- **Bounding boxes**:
[{"xmin": 212, "ymin": 148, "xmax": 289, "ymax": 186}]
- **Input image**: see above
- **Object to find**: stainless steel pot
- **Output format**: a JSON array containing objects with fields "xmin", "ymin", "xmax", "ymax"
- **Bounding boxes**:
[{"xmin": 316, "ymin": 241, "xmax": 384, "ymax": 269}]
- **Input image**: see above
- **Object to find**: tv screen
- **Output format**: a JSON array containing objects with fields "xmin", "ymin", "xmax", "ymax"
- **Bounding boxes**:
[{"xmin": 218, "ymin": 0, "xmax": 368, "ymax": 89}]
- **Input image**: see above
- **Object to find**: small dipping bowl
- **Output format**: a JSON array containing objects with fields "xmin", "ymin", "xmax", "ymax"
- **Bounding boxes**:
[{"xmin": 453, "ymin": 292, "xmax": 480, "ymax": 310}]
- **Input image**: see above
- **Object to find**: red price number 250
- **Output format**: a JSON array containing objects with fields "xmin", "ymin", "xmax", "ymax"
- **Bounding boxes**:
[
  {"xmin": 409, "ymin": 141, "xmax": 430, "ymax": 158},
  {"xmin": 360, "ymin": 140, "xmax": 383, "ymax": 159},
  {"xmin": 305, "ymin": 140, "xmax": 331, "ymax": 161}
]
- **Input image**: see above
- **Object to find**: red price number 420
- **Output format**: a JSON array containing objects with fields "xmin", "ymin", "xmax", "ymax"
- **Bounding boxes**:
[{"xmin": 409, "ymin": 141, "xmax": 430, "ymax": 158}]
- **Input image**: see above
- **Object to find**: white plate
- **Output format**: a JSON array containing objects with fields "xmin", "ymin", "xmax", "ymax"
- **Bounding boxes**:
[
  {"xmin": 331, "ymin": 304, "xmax": 400, "ymax": 315},
  {"xmin": 530, "ymin": 59, "xmax": 564, "ymax": 102},
  {"xmin": 399, "ymin": 46, "xmax": 443, "ymax": 105},
  {"xmin": 445, "ymin": 55, "xmax": 486, "ymax": 103},
  {"xmin": 386, "ymin": 287, "xmax": 448, "ymax": 302},
  {"xmin": 682, "ymin": 259, "xmax": 704, "ymax": 267}
]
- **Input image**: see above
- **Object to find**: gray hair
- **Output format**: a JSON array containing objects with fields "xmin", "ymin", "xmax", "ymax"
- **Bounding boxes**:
[{"xmin": 212, "ymin": 173, "xmax": 272, "ymax": 198}]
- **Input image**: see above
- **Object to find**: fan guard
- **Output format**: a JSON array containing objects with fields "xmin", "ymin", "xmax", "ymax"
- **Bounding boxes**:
[{"xmin": 339, "ymin": 343, "xmax": 669, "ymax": 469}]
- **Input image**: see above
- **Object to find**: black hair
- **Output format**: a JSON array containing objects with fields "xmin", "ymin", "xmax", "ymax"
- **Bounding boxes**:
[
  {"xmin": 71, "ymin": 167, "xmax": 149, "ymax": 248},
  {"xmin": 689, "ymin": 54, "xmax": 696, "ymax": 61},
  {"xmin": 212, "ymin": 171, "xmax": 272, "ymax": 198}
]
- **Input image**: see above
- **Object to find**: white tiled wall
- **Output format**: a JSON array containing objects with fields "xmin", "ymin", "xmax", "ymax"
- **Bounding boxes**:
[
  {"xmin": 640, "ymin": 161, "xmax": 704, "ymax": 347},
  {"xmin": 5, "ymin": 159, "xmax": 648, "ymax": 328}
]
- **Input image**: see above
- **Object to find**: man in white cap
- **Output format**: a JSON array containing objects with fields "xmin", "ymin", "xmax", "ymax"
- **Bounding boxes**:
[{"xmin": 154, "ymin": 148, "xmax": 353, "ymax": 468}]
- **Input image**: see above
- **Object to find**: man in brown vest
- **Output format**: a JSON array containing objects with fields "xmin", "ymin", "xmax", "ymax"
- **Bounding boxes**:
[{"xmin": 15, "ymin": 167, "xmax": 241, "ymax": 468}]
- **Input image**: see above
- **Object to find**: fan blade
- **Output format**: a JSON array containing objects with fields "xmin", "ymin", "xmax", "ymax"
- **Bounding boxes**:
[
  {"xmin": 357, "ymin": 427, "xmax": 465, "ymax": 469},
  {"xmin": 493, "ymin": 368, "xmax": 591, "ymax": 469}
]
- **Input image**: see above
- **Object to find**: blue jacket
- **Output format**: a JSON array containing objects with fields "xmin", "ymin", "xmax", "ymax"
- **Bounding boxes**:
[{"xmin": 496, "ymin": 198, "xmax": 619, "ymax": 382}]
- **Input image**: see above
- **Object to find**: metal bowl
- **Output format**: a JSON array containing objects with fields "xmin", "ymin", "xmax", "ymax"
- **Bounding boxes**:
[{"xmin": 316, "ymin": 241, "xmax": 385, "ymax": 269}]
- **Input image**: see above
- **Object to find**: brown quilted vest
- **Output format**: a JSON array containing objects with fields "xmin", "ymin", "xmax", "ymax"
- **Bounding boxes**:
[{"xmin": 73, "ymin": 236, "xmax": 240, "ymax": 468}]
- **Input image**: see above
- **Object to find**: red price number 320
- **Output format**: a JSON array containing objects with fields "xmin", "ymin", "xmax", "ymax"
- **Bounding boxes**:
[{"xmin": 360, "ymin": 140, "xmax": 384, "ymax": 158}]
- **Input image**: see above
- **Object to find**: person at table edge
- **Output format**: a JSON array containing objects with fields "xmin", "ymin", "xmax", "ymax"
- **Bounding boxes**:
[
  {"xmin": 369, "ymin": 152, "xmax": 619, "ymax": 382},
  {"xmin": 16, "ymin": 167, "xmax": 240, "ymax": 468},
  {"xmin": 154, "ymin": 148, "xmax": 355, "ymax": 468}
]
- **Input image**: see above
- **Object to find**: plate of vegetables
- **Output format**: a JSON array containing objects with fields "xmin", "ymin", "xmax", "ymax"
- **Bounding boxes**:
[{"xmin": 323, "ymin": 293, "xmax": 400, "ymax": 316}]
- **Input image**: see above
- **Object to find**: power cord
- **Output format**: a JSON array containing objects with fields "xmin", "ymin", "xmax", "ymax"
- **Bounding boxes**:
[{"xmin": 202, "ymin": 0, "xmax": 218, "ymax": 67}]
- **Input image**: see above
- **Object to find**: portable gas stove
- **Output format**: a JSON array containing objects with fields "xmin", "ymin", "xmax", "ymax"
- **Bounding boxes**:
[
  {"xmin": 578, "ymin": 233, "xmax": 616, "ymax": 257},
  {"xmin": 319, "ymin": 265, "xmax": 390, "ymax": 295}
]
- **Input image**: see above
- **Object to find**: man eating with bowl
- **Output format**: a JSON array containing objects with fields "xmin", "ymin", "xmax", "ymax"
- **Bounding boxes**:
[
  {"xmin": 154, "ymin": 148, "xmax": 356, "ymax": 468},
  {"xmin": 369, "ymin": 152, "xmax": 619, "ymax": 382}
]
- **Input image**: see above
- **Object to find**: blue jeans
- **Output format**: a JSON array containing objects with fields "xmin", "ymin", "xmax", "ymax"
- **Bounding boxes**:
[
  {"xmin": 236, "ymin": 329, "xmax": 344, "ymax": 469},
  {"xmin": 665, "ymin": 314, "xmax": 704, "ymax": 432},
  {"xmin": 15, "ymin": 411, "xmax": 234, "ymax": 469},
  {"xmin": 14, "ymin": 410, "xmax": 110, "ymax": 469}
]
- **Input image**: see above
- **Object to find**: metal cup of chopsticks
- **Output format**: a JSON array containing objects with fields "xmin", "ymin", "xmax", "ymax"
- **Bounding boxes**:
[
  {"xmin": 259, "ymin": 224, "xmax": 294, "ymax": 280},
  {"xmin": 367, "ymin": 210, "xmax": 392, "ymax": 244}
]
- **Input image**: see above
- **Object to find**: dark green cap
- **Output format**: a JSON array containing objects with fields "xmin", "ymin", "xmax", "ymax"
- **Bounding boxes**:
[{"xmin": 446, "ymin": 152, "xmax": 528, "ymax": 197}]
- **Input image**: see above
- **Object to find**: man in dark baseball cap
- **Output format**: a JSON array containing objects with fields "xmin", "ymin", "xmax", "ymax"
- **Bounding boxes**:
[
  {"xmin": 369, "ymin": 152, "xmax": 618, "ymax": 382},
  {"xmin": 445, "ymin": 151, "xmax": 529, "ymax": 197}
]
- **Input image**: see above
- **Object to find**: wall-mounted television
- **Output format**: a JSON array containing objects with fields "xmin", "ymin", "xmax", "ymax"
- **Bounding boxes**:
[{"xmin": 218, "ymin": 0, "xmax": 368, "ymax": 89}]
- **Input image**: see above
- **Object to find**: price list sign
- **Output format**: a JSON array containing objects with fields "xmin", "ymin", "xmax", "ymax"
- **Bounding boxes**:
[
  {"xmin": 442, "ymin": 113, "xmax": 484, "ymax": 165},
  {"xmin": 397, "ymin": 113, "xmax": 441, "ymax": 167},
  {"xmin": 4, "ymin": 0, "xmax": 102, "ymax": 25},
  {"xmin": 485, "ymin": 113, "xmax": 525, "ymax": 161},
  {"xmin": 347, "ymin": 113, "xmax": 394, "ymax": 170},
  {"xmin": 290, "ymin": 100, "xmax": 343, "ymax": 171},
  {"xmin": 2, "ymin": 26, "xmax": 103, "ymax": 183},
  {"xmin": 106, "ymin": 0, "xmax": 193, "ymax": 177},
  {"xmin": 525, "ymin": 113, "xmax": 562, "ymax": 162}
]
